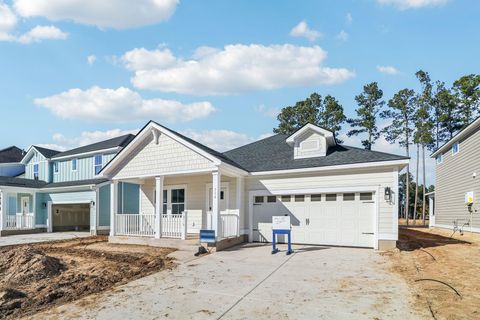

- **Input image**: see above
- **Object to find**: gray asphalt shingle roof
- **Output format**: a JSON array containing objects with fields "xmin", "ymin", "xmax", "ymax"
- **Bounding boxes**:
[
  {"xmin": 33, "ymin": 146, "xmax": 61, "ymax": 158},
  {"xmin": 0, "ymin": 176, "xmax": 47, "ymax": 188},
  {"xmin": 52, "ymin": 134, "xmax": 135, "ymax": 159},
  {"xmin": 0, "ymin": 146, "xmax": 25, "ymax": 163},
  {"xmin": 223, "ymin": 134, "xmax": 409, "ymax": 172}
]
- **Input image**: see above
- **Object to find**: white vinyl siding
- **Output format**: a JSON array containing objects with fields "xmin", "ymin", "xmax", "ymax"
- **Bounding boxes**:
[
  {"xmin": 24, "ymin": 151, "xmax": 49, "ymax": 182},
  {"xmin": 112, "ymin": 133, "xmax": 216, "ymax": 179}
]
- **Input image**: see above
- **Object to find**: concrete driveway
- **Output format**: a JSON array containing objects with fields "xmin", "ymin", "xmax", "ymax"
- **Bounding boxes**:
[
  {"xmin": 29, "ymin": 243, "xmax": 418, "ymax": 320},
  {"xmin": 0, "ymin": 232, "xmax": 91, "ymax": 247}
]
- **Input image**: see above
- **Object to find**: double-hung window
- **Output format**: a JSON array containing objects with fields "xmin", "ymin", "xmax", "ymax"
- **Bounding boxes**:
[
  {"xmin": 53, "ymin": 162, "xmax": 59, "ymax": 174},
  {"xmin": 452, "ymin": 143, "xmax": 459, "ymax": 155},
  {"xmin": 94, "ymin": 155, "xmax": 103, "ymax": 175},
  {"xmin": 72, "ymin": 159, "xmax": 77, "ymax": 171},
  {"xmin": 33, "ymin": 163, "xmax": 39, "ymax": 180}
]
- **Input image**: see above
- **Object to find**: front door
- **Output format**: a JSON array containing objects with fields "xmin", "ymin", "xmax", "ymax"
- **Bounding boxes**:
[
  {"xmin": 208, "ymin": 187, "xmax": 227, "ymax": 213},
  {"xmin": 21, "ymin": 197, "xmax": 30, "ymax": 215}
]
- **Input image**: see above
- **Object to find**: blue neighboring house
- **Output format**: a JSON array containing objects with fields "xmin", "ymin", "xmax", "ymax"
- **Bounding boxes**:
[{"xmin": 0, "ymin": 134, "xmax": 137, "ymax": 236}]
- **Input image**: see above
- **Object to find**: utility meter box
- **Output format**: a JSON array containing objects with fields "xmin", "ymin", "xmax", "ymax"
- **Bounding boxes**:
[{"xmin": 465, "ymin": 191, "xmax": 474, "ymax": 205}]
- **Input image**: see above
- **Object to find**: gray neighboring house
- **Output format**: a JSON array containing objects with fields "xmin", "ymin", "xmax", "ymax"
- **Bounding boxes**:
[
  {"xmin": 431, "ymin": 117, "xmax": 480, "ymax": 232},
  {"xmin": 0, "ymin": 146, "xmax": 25, "ymax": 177}
]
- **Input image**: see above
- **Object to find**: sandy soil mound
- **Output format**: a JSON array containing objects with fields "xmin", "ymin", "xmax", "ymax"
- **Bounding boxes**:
[
  {"xmin": 0, "ymin": 247, "xmax": 65, "ymax": 286},
  {"xmin": 0, "ymin": 237, "xmax": 175, "ymax": 319}
]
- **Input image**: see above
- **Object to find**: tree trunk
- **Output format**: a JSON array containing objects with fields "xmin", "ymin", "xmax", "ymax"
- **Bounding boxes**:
[
  {"xmin": 422, "ymin": 144, "xmax": 427, "ymax": 226},
  {"xmin": 405, "ymin": 144, "xmax": 410, "ymax": 225},
  {"xmin": 414, "ymin": 144, "xmax": 419, "ymax": 224}
]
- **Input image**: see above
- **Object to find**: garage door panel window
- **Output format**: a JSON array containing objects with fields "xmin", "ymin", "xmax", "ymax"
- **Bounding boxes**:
[
  {"xmin": 281, "ymin": 195, "xmax": 291, "ymax": 202},
  {"xmin": 326, "ymin": 194, "xmax": 337, "ymax": 201},
  {"xmin": 294, "ymin": 195, "xmax": 305, "ymax": 202},
  {"xmin": 360, "ymin": 193, "xmax": 373, "ymax": 201},
  {"xmin": 343, "ymin": 193, "xmax": 355, "ymax": 201},
  {"xmin": 311, "ymin": 194, "xmax": 321, "ymax": 201},
  {"xmin": 254, "ymin": 196, "xmax": 264, "ymax": 204},
  {"xmin": 267, "ymin": 196, "xmax": 277, "ymax": 203}
]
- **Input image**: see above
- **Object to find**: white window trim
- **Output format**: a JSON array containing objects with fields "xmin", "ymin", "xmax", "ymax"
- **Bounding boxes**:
[
  {"xmin": 53, "ymin": 162, "xmax": 59, "ymax": 174},
  {"xmin": 72, "ymin": 158, "xmax": 78, "ymax": 172},
  {"xmin": 436, "ymin": 154, "xmax": 443, "ymax": 164},
  {"xmin": 452, "ymin": 143, "xmax": 460, "ymax": 156},
  {"xmin": 94, "ymin": 154, "xmax": 103, "ymax": 175}
]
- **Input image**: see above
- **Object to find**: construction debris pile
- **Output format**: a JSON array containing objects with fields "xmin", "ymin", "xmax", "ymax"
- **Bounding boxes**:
[{"xmin": 0, "ymin": 237, "xmax": 175, "ymax": 319}]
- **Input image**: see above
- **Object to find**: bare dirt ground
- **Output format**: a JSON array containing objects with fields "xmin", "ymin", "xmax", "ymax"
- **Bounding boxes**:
[
  {"xmin": 0, "ymin": 236, "xmax": 176, "ymax": 319},
  {"xmin": 383, "ymin": 227, "xmax": 480, "ymax": 320}
]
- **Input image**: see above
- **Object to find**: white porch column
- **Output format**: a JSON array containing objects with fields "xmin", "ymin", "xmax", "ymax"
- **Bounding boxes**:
[
  {"xmin": 236, "ymin": 176, "xmax": 244, "ymax": 237},
  {"xmin": 155, "ymin": 176, "xmax": 164, "ymax": 239},
  {"xmin": 110, "ymin": 181, "xmax": 118, "ymax": 236},
  {"xmin": 212, "ymin": 170, "xmax": 221, "ymax": 240},
  {"xmin": 0, "ymin": 190, "xmax": 4, "ymax": 231}
]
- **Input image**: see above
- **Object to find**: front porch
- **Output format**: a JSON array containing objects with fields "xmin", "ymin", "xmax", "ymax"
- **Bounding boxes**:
[
  {"xmin": 0, "ymin": 188, "xmax": 37, "ymax": 235},
  {"xmin": 109, "ymin": 171, "xmax": 245, "ymax": 244}
]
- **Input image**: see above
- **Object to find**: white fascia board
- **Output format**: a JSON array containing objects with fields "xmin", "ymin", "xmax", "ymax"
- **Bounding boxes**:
[
  {"xmin": 0, "ymin": 186, "xmax": 39, "ymax": 193},
  {"xmin": 431, "ymin": 117, "xmax": 480, "ymax": 157},
  {"xmin": 250, "ymin": 159, "xmax": 410, "ymax": 176},
  {"xmin": 102, "ymin": 122, "xmax": 223, "ymax": 176},
  {"xmin": 20, "ymin": 146, "xmax": 39, "ymax": 164},
  {"xmin": 286, "ymin": 123, "xmax": 335, "ymax": 146},
  {"xmin": 219, "ymin": 162, "xmax": 249, "ymax": 177},
  {"xmin": 0, "ymin": 162, "xmax": 22, "ymax": 166},
  {"xmin": 52, "ymin": 147, "xmax": 121, "ymax": 161},
  {"xmin": 40, "ymin": 184, "xmax": 97, "ymax": 192}
]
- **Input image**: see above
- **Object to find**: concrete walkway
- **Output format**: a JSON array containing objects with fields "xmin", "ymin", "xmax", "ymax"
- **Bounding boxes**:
[
  {"xmin": 28, "ymin": 243, "xmax": 418, "ymax": 320},
  {"xmin": 0, "ymin": 232, "xmax": 91, "ymax": 247}
]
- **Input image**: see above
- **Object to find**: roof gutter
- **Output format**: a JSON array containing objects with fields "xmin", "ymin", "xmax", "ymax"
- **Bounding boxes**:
[{"xmin": 249, "ymin": 159, "xmax": 410, "ymax": 176}]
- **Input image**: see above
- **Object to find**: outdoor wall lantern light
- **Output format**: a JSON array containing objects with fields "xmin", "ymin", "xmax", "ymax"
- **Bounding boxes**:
[
  {"xmin": 384, "ymin": 187, "xmax": 392, "ymax": 201},
  {"xmin": 42, "ymin": 202, "xmax": 47, "ymax": 208},
  {"xmin": 91, "ymin": 201, "xmax": 95, "ymax": 206}
]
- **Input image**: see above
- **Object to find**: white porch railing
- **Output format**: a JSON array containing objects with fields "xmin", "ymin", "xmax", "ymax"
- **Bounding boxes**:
[
  {"xmin": 4, "ymin": 213, "xmax": 35, "ymax": 230},
  {"xmin": 161, "ymin": 213, "xmax": 187, "ymax": 239},
  {"xmin": 115, "ymin": 212, "xmax": 187, "ymax": 239},
  {"xmin": 116, "ymin": 214, "xmax": 155, "ymax": 237},
  {"xmin": 207, "ymin": 210, "xmax": 240, "ymax": 239}
]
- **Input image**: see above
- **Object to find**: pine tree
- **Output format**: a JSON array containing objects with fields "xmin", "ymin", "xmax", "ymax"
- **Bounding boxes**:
[
  {"xmin": 452, "ymin": 74, "xmax": 480, "ymax": 127},
  {"xmin": 347, "ymin": 82, "xmax": 384, "ymax": 150},
  {"xmin": 319, "ymin": 95, "xmax": 347, "ymax": 142},
  {"xmin": 380, "ymin": 88, "xmax": 416, "ymax": 223},
  {"xmin": 434, "ymin": 82, "xmax": 462, "ymax": 146}
]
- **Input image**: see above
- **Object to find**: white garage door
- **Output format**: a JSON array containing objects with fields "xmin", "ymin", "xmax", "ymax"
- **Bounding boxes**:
[{"xmin": 252, "ymin": 192, "xmax": 375, "ymax": 248}]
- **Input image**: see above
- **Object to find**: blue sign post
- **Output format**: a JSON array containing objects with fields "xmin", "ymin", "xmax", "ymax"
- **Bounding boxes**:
[{"xmin": 271, "ymin": 216, "xmax": 293, "ymax": 255}]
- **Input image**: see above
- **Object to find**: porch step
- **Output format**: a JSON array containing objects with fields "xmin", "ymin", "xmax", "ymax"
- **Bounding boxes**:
[
  {"xmin": 109, "ymin": 236, "xmax": 199, "ymax": 252},
  {"xmin": 0, "ymin": 228, "xmax": 46, "ymax": 237}
]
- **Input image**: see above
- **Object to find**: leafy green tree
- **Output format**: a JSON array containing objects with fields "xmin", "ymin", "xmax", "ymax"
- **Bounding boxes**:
[
  {"xmin": 452, "ymin": 74, "xmax": 480, "ymax": 127},
  {"xmin": 347, "ymin": 82, "xmax": 384, "ymax": 150},
  {"xmin": 434, "ymin": 82, "xmax": 462, "ymax": 145},
  {"xmin": 274, "ymin": 93, "xmax": 321, "ymax": 134},
  {"xmin": 319, "ymin": 95, "xmax": 347, "ymax": 142},
  {"xmin": 274, "ymin": 93, "xmax": 346, "ymax": 140},
  {"xmin": 414, "ymin": 70, "xmax": 434, "ymax": 225},
  {"xmin": 381, "ymin": 88, "xmax": 416, "ymax": 222}
]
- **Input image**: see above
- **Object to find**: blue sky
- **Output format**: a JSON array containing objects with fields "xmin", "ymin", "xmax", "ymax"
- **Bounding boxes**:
[{"xmin": 0, "ymin": 0, "xmax": 478, "ymax": 185}]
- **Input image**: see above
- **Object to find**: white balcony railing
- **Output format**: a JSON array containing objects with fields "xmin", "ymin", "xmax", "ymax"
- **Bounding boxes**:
[
  {"xmin": 116, "ymin": 214, "xmax": 155, "ymax": 237},
  {"xmin": 4, "ymin": 213, "xmax": 34, "ymax": 230},
  {"xmin": 207, "ymin": 210, "xmax": 240, "ymax": 239},
  {"xmin": 115, "ymin": 212, "xmax": 187, "ymax": 239}
]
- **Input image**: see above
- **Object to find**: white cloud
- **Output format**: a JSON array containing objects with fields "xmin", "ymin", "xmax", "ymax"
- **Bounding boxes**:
[
  {"xmin": 13, "ymin": 0, "xmax": 178, "ymax": 29},
  {"xmin": 0, "ymin": 2, "xmax": 17, "ymax": 34},
  {"xmin": 289, "ymin": 21, "xmax": 321, "ymax": 41},
  {"xmin": 337, "ymin": 30, "xmax": 349, "ymax": 41},
  {"xmin": 53, "ymin": 129, "xmax": 138, "ymax": 148},
  {"xmin": 123, "ymin": 44, "xmax": 355, "ymax": 95},
  {"xmin": 345, "ymin": 13, "xmax": 353, "ymax": 24},
  {"xmin": 87, "ymin": 55, "xmax": 96, "ymax": 65},
  {"xmin": 256, "ymin": 104, "xmax": 280, "ymax": 118},
  {"xmin": 34, "ymin": 86, "xmax": 216, "ymax": 123},
  {"xmin": 376, "ymin": 65, "xmax": 400, "ymax": 75},
  {"xmin": 377, "ymin": 0, "xmax": 448, "ymax": 10},
  {"xmin": 122, "ymin": 47, "xmax": 176, "ymax": 71},
  {"xmin": 17, "ymin": 25, "xmax": 67, "ymax": 44},
  {"xmin": 181, "ymin": 129, "xmax": 270, "ymax": 152},
  {"xmin": 0, "ymin": 2, "xmax": 67, "ymax": 44}
]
